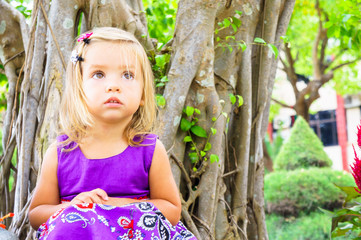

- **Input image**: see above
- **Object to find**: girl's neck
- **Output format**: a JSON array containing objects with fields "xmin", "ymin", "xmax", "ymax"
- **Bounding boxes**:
[{"xmin": 85, "ymin": 122, "xmax": 127, "ymax": 142}]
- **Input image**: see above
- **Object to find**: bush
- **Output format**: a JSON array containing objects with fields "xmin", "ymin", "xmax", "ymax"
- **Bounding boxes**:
[
  {"xmin": 264, "ymin": 168, "xmax": 354, "ymax": 216},
  {"xmin": 274, "ymin": 116, "xmax": 332, "ymax": 170},
  {"xmin": 266, "ymin": 212, "xmax": 356, "ymax": 240}
]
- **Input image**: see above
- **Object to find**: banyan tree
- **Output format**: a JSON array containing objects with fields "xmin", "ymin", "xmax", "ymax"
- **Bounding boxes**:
[{"xmin": 0, "ymin": 0, "xmax": 295, "ymax": 239}]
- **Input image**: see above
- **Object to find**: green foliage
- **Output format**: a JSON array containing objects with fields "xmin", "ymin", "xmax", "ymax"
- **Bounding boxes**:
[
  {"xmin": 0, "ymin": 66, "xmax": 7, "ymax": 112},
  {"xmin": 266, "ymin": 212, "xmax": 356, "ymax": 240},
  {"xmin": 9, "ymin": 0, "xmax": 32, "ymax": 18},
  {"xmin": 264, "ymin": 168, "xmax": 355, "ymax": 216},
  {"xmin": 143, "ymin": 0, "xmax": 177, "ymax": 46},
  {"xmin": 180, "ymin": 96, "xmax": 243, "ymax": 171},
  {"xmin": 274, "ymin": 116, "xmax": 332, "ymax": 170},
  {"xmin": 326, "ymin": 180, "xmax": 361, "ymax": 238},
  {"xmin": 286, "ymin": 0, "xmax": 361, "ymax": 95}
]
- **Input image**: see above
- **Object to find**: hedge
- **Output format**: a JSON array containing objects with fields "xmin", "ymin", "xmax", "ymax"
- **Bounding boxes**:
[
  {"xmin": 274, "ymin": 116, "xmax": 332, "ymax": 170},
  {"xmin": 264, "ymin": 168, "xmax": 354, "ymax": 216}
]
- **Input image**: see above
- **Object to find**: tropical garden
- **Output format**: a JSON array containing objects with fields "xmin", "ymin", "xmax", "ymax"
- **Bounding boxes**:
[{"xmin": 0, "ymin": 0, "xmax": 361, "ymax": 239}]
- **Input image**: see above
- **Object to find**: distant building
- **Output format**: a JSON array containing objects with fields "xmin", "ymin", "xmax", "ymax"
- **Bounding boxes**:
[{"xmin": 271, "ymin": 73, "xmax": 361, "ymax": 171}]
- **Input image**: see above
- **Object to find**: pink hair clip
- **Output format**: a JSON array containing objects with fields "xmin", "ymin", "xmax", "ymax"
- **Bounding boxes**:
[{"xmin": 77, "ymin": 32, "xmax": 93, "ymax": 44}]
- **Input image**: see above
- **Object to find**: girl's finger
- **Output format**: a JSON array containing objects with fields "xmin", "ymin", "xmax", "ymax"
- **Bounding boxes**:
[
  {"xmin": 92, "ymin": 188, "xmax": 109, "ymax": 201},
  {"xmin": 78, "ymin": 195, "xmax": 92, "ymax": 203},
  {"xmin": 89, "ymin": 194, "xmax": 103, "ymax": 204}
]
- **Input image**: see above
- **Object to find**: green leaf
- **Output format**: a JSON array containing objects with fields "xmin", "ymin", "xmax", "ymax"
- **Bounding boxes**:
[
  {"xmin": 226, "ymin": 36, "xmax": 235, "ymax": 41},
  {"xmin": 331, "ymin": 227, "xmax": 352, "ymax": 238},
  {"xmin": 160, "ymin": 76, "xmax": 168, "ymax": 82},
  {"xmin": 180, "ymin": 118, "xmax": 192, "ymax": 131},
  {"xmin": 324, "ymin": 21, "xmax": 334, "ymax": 29},
  {"xmin": 342, "ymin": 14, "xmax": 352, "ymax": 23},
  {"xmin": 194, "ymin": 108, "xmax": 201, "ymax": 115},
  {"xmin": 155, "ymin": 55, "xmax": 167, "ymax": 68},
  {"xmin": 267, "ymin": 44, "xmax": 279, "ymax": 59},
  {"xmin": 223, "ymin": 18, "xmax": 231, "ymax": 28},
  {"xmin": 185, "ymin": 106, "xmax": 195, "ymax": 117},
  {"xmin": 231, "ymin": 23, "xmax": 237, "ymax": 33},
  {"xmin": 193, "ymin": 167, "xmax": 197, "ymax": 172},
  {"xmin": 189, "ymin": 152, "xmax": 199, "ymax": 163},
  {"xmin": 228, "ymin": 46, "xmax": 233, "ymax": 53},
  {"xmin": 211, "ymin": 128, "xmax": 217, "ymax": 135},
  {"xmin": 200, "ymin": 151, "xmax": 206, "ymax": 157},
  {"xmin": 210, "ymin": 154, "xmax": 219, "ymax": 163},
  {"xmin": 231, "ymin": 16, "xmax": 242, "ymax": 28},
  {"xmin": 229, "ymin": 93, "xmax": 236, "ymax": 105},
  {"xmin": 156, "ymin": 94, "xmax": 166, "ymax": 108},
  {"xmin": 212, "ymin": 117, "xmax": 217, "ymax": 122},
  {"xmin": 238, "ymin": 43, "xmax": 246, "ymax": 52},
  {"xmin": 334, "ymin": 184, "xmax": 361, "ymax": 204},
  {"xmin": 235, "ymin": 10, "xmax": 242, "ymax": 16},
  {"xmin": 204, "ymin": 142, "xmax": 212, "ymax": 152},
  {"xmin": 237, "ymin": 95, "xmax": 244, "ymax": 107},
  {"xmin": 216, "ymin": 37, "xmax": 220, "ymax": 42},
  {"xmin": 280, "ymin": 35, "xmax": 289, "ymax": 43},
  {"xmin": 183, "ymin": 136, "xmax": 192, "ymax": 142},
  {"xmin": 191, "ymin": 126, "xmax": 208, "ymax": 138},
  {"xmin": 215, "ymin": 28, "xmax": 219, "ymax": 35},
  {"xmin": 156, "ymin": 82, "xmax": 165, "ymax": 88},
  {"xmin": 318, "ymin": 207, "xmax": 335, "ymax": 218},
  {"xmin": 254, "ymin": 37, "xmax": 266, "ymax": 44}
]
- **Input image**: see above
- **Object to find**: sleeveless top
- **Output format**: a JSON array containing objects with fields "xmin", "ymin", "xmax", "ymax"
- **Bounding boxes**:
[{"xmin": 57, "ymin": 134, "xmax": 158, "ymax": 201}]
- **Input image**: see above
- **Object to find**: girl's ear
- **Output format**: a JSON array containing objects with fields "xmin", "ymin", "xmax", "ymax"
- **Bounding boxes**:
[{"xmin": 140, "ymin": 99, "xmax": 145, "ymax": 106}]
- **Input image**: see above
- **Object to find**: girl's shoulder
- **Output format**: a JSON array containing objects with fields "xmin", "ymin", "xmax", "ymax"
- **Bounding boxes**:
[
  {"xmin": 133, "ymin": 133, "xmax": 158, "ymax": 146},
  {"xmin": 56, "ymin": 134, "xmax": 78, "ymax": 152}
]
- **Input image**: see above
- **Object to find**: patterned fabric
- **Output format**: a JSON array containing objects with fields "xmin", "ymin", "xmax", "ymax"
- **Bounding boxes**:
[{"xmin": 37, "ymin": 202, "xmax": 196, "ymax": 240}]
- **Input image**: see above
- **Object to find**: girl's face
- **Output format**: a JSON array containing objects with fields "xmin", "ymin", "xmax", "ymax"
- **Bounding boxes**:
[{"xmin": 81, "ymin": 41, "xmax": 144, "ymax": 125}]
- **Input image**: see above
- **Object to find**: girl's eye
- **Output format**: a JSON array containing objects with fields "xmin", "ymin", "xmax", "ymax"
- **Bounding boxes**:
[
  {"xmin": 93, "ymin": 72, "xmax": 104, "ymax": 79},
  {"xmin": 122, "ymin": 71, "xmax": 134, "ymax": 80}
]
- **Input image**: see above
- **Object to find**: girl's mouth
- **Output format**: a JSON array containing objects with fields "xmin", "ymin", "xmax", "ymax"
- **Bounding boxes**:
[{"xmin": 105, "ymin": 97, "xmax": 122, "ymax": 105}]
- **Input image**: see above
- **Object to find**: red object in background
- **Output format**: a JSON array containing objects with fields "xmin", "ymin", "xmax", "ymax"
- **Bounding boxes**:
[
  {"xmin": 267, "ymin": 122, "xmax": 273, "ymax": 143},
  {"xmin": 336, "ymin": 94, "xmax": 348, "ymax": 172},
  {"xmin": 0, "ymin": 212, "xmax": 15, "ymax": 229},
  {"xmin": 351, "ymin": 145, "xmax": 361, "ymax": 193}
]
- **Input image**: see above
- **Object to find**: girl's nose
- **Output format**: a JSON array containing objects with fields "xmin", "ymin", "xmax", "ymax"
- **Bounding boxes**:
[{"xmin": 106, "ymin": 85, "xmax": 121, "ymax": 92}]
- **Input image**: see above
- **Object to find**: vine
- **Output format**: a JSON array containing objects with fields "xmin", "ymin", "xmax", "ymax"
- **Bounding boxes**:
[
  {"xmin": 180, "ymin": 94, "xmax": 243, "ymax": 176},
  {"xmin": 215, "ymin": 10, "xmax": 286, "ymax": 59}
]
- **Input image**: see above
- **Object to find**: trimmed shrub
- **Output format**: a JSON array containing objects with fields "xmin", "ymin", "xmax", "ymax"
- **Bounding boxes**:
[
  {"xmin": 274, "ymin": 116, "xmax": 332, "ymax": 170},
  {"xmin": 266, "ymin": 212, "xmax": 357, "ymax": 240},
  {"xmin": 264, "ymin": 168, "xmax": 354, "ymax": 216}
]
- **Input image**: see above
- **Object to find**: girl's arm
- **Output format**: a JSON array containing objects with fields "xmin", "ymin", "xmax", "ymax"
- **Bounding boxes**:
[
  {"xmin": 28, "ymin": 142, "xmax": 68, "ymax": 230},
  {"xmin": 147, "ymin": 139, "xmax": 182, "ymax": 225},
  {"xmin": 104, "ymin": 139, "xmax": 182, "ymax": 225},
  {"xmin": 28, "ymin": 143, "xmax": 109, "ymax": 230}
]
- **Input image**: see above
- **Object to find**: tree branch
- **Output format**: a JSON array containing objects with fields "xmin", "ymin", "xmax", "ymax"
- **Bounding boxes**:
[
  {"xmin": 271, "ymin": 97, "xmax": 294, "ymax": 109},
  {"xmin": 283, "ymin": 45, "xmax": 299, "ymax": 96},
  {"xmin": 331, "ymin": 58, "xmax": 361, "ymax": 71},
  {"xmin": 312, "ymin": 0, "xmax": 324, "ymax": 80}
]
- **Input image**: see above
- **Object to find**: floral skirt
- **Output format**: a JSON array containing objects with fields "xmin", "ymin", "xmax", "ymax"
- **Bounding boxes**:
[{"xmin": 37, "ymin": 202, "xmax": 197, "ymax": 240}]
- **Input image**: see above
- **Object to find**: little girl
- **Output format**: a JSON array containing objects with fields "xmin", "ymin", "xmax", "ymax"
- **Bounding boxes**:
[{"xmin": 29, "ymin": 27, "xmax": 196, "ymax": 240}]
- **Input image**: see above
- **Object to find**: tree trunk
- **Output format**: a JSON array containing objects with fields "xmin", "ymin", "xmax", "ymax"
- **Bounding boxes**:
[{"xmin": 0, "ymin": 0, "xmax": 295, "ymax": 239}]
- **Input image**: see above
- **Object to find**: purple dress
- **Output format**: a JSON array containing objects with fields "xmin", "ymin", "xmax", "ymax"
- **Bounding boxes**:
[{"xmin": 37, "ymin": 134, "xmax": 196, "ymax": 240}]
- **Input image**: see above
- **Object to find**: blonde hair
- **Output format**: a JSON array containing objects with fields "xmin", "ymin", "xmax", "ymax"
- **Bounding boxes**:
[{"xmin": 59, "ymin": 27, "xmax": 156, "ymax": 146}]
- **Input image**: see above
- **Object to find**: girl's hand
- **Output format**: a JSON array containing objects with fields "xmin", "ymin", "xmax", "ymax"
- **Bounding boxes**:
[{"xmin": 71, "ymin": 188, "xmax": 109, "ymax": 204}]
